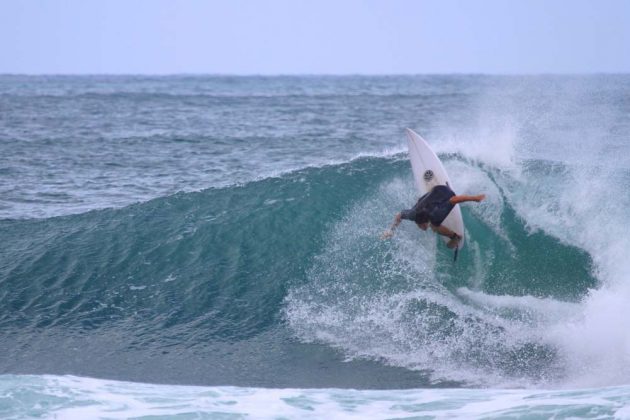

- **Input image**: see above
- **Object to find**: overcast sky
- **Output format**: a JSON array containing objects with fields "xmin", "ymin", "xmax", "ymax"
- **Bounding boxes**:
[{"xmin": 1, "ymin": 0, "xmax": 628, "ymax": 74}]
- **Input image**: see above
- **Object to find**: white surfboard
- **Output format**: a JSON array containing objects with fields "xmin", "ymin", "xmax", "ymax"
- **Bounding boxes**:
[{"xmin": 405, "ymin": 128, "xmax": 465, "ymax": 249}]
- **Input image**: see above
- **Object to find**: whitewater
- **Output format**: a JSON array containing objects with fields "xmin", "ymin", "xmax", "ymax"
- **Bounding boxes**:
[{"xmin": 1, "ymin": 74, "xmax": 630, "ymax": 418}]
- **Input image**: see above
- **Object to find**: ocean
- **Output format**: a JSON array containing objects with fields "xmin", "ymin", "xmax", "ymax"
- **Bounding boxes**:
[{"xmin": 1, "ymin": 74, "xmax": 630, "ymax": 418}]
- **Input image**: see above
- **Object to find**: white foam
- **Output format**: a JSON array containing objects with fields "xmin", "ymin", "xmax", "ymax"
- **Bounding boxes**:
[
  {"xmin": 432, "ymin": 116, "xmax": 520, "ymax": 172},
  {"xmin": 3, "ymin": 374, "xmax": 630, "ymax": 419},
  {"xmin": 498, "ymin": 159, "xmax": 630, "ymax": 387},
  {"xmin": 457, "ymin": 288, "xmax": 580, "ymax": 325},
  {"xmin": 421, "ymin": 83, "xmax": 630, "ymax": 389},
  {"xmin": 284, "ymin": 176, "xmax": 545, "ymax": 388}
]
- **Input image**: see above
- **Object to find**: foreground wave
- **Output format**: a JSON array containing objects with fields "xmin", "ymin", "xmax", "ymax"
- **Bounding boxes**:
[
  {"xmin": 1, "ymin": 154, "xmax": 604, "ymax": 388},
  {"xmin": 2, "ymin": 374, "xmax": 629, "ymax": 419}
]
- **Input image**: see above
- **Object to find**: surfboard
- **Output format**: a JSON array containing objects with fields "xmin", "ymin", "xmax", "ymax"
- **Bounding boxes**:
[{"xmin": 405, "ymin": 128, "xmax": 465, "ymax": 249}]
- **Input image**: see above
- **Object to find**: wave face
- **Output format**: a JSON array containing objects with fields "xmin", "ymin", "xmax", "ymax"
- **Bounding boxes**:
[
  {"xmin": 1, "ymin": 75, "xmax": 630, "ymax": 393},
  {"xmin": 0, "ymin": 154, "xmax": 613, "ymax": 388}
]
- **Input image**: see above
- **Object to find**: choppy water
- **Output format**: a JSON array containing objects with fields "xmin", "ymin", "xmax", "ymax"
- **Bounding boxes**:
[{"xmin": 1, "ymin": 75, "xmax": 630, "ymax": 417}]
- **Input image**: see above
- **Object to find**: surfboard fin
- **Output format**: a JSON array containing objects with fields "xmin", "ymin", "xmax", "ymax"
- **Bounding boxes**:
[{"xmin": 453, "ymin": 246, "xmax": 459, "ymax": 262}]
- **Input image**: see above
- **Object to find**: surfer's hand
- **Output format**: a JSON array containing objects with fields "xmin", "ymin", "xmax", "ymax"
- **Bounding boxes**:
[
  {"xmin": 475, "ymin": 194, "xmax": 486, "ymax": 202},
  {"xmin": 381, "ymin": 230, "xmax": 393, "ymax": 240}
]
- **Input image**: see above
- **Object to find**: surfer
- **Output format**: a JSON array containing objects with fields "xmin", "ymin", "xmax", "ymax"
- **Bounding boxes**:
[{"xmin": 381, "ymin": 185, "xmax": 485, "ymax": 248}]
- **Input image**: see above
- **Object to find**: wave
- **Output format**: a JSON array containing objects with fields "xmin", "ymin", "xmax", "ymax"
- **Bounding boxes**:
[
  {"xmin": 3, "ymin": 74, "xmax": 629, "ymax": 390},
  {"xmin": 3, "ymin": 153, "xmax": 616, "ymax": 388}
]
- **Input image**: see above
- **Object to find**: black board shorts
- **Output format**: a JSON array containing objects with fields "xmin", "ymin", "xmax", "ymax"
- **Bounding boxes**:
[{"xmin": 400, "ymin": 185, "xmax": 455, "ymax": 226}]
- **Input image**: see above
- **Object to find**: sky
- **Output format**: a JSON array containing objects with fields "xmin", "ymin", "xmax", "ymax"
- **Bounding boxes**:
[{"xmin": 0, "ymin": 0, "xmax": 629, "ymax": 75}]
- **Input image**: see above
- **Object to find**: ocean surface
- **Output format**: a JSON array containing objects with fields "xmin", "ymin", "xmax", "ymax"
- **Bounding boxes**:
[{"xmin": 1, "ymin": 74, "xmax": 630, "ymax": 418}]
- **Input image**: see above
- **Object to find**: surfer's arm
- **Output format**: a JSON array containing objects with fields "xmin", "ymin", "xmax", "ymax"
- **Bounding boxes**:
[
  {"xmin": 390, "ymin": 212, "xmax": 402, "ymax": 230},
  {"xmin": 381, "ymin": 213, "xmax": 402, "ymax": 239},
  {"xmin": 449, "ymin": 194, "xmax": 485, "ymax": 205}
]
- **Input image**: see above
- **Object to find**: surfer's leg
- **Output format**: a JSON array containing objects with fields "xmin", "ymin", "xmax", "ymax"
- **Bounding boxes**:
[
  {"xmin": 431, "ymin": 224, "xmax": 461, "ymax": 249},
  {"xmin": 445, "ymin": 235, "xmax": 461, "ymax": 249},
  {"xmin": 431, "ymin": 224, "xmax": 454, "ymax": 237},
  {"xmin": 449, "ymin": 194, "xmax": 485, "ymax": 205}
]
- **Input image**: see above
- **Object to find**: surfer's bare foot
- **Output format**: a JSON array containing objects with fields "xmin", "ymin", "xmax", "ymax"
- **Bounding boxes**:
[{"xmin": 447, "ymin": 233, "xmax": 461, "ymax": 249}]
